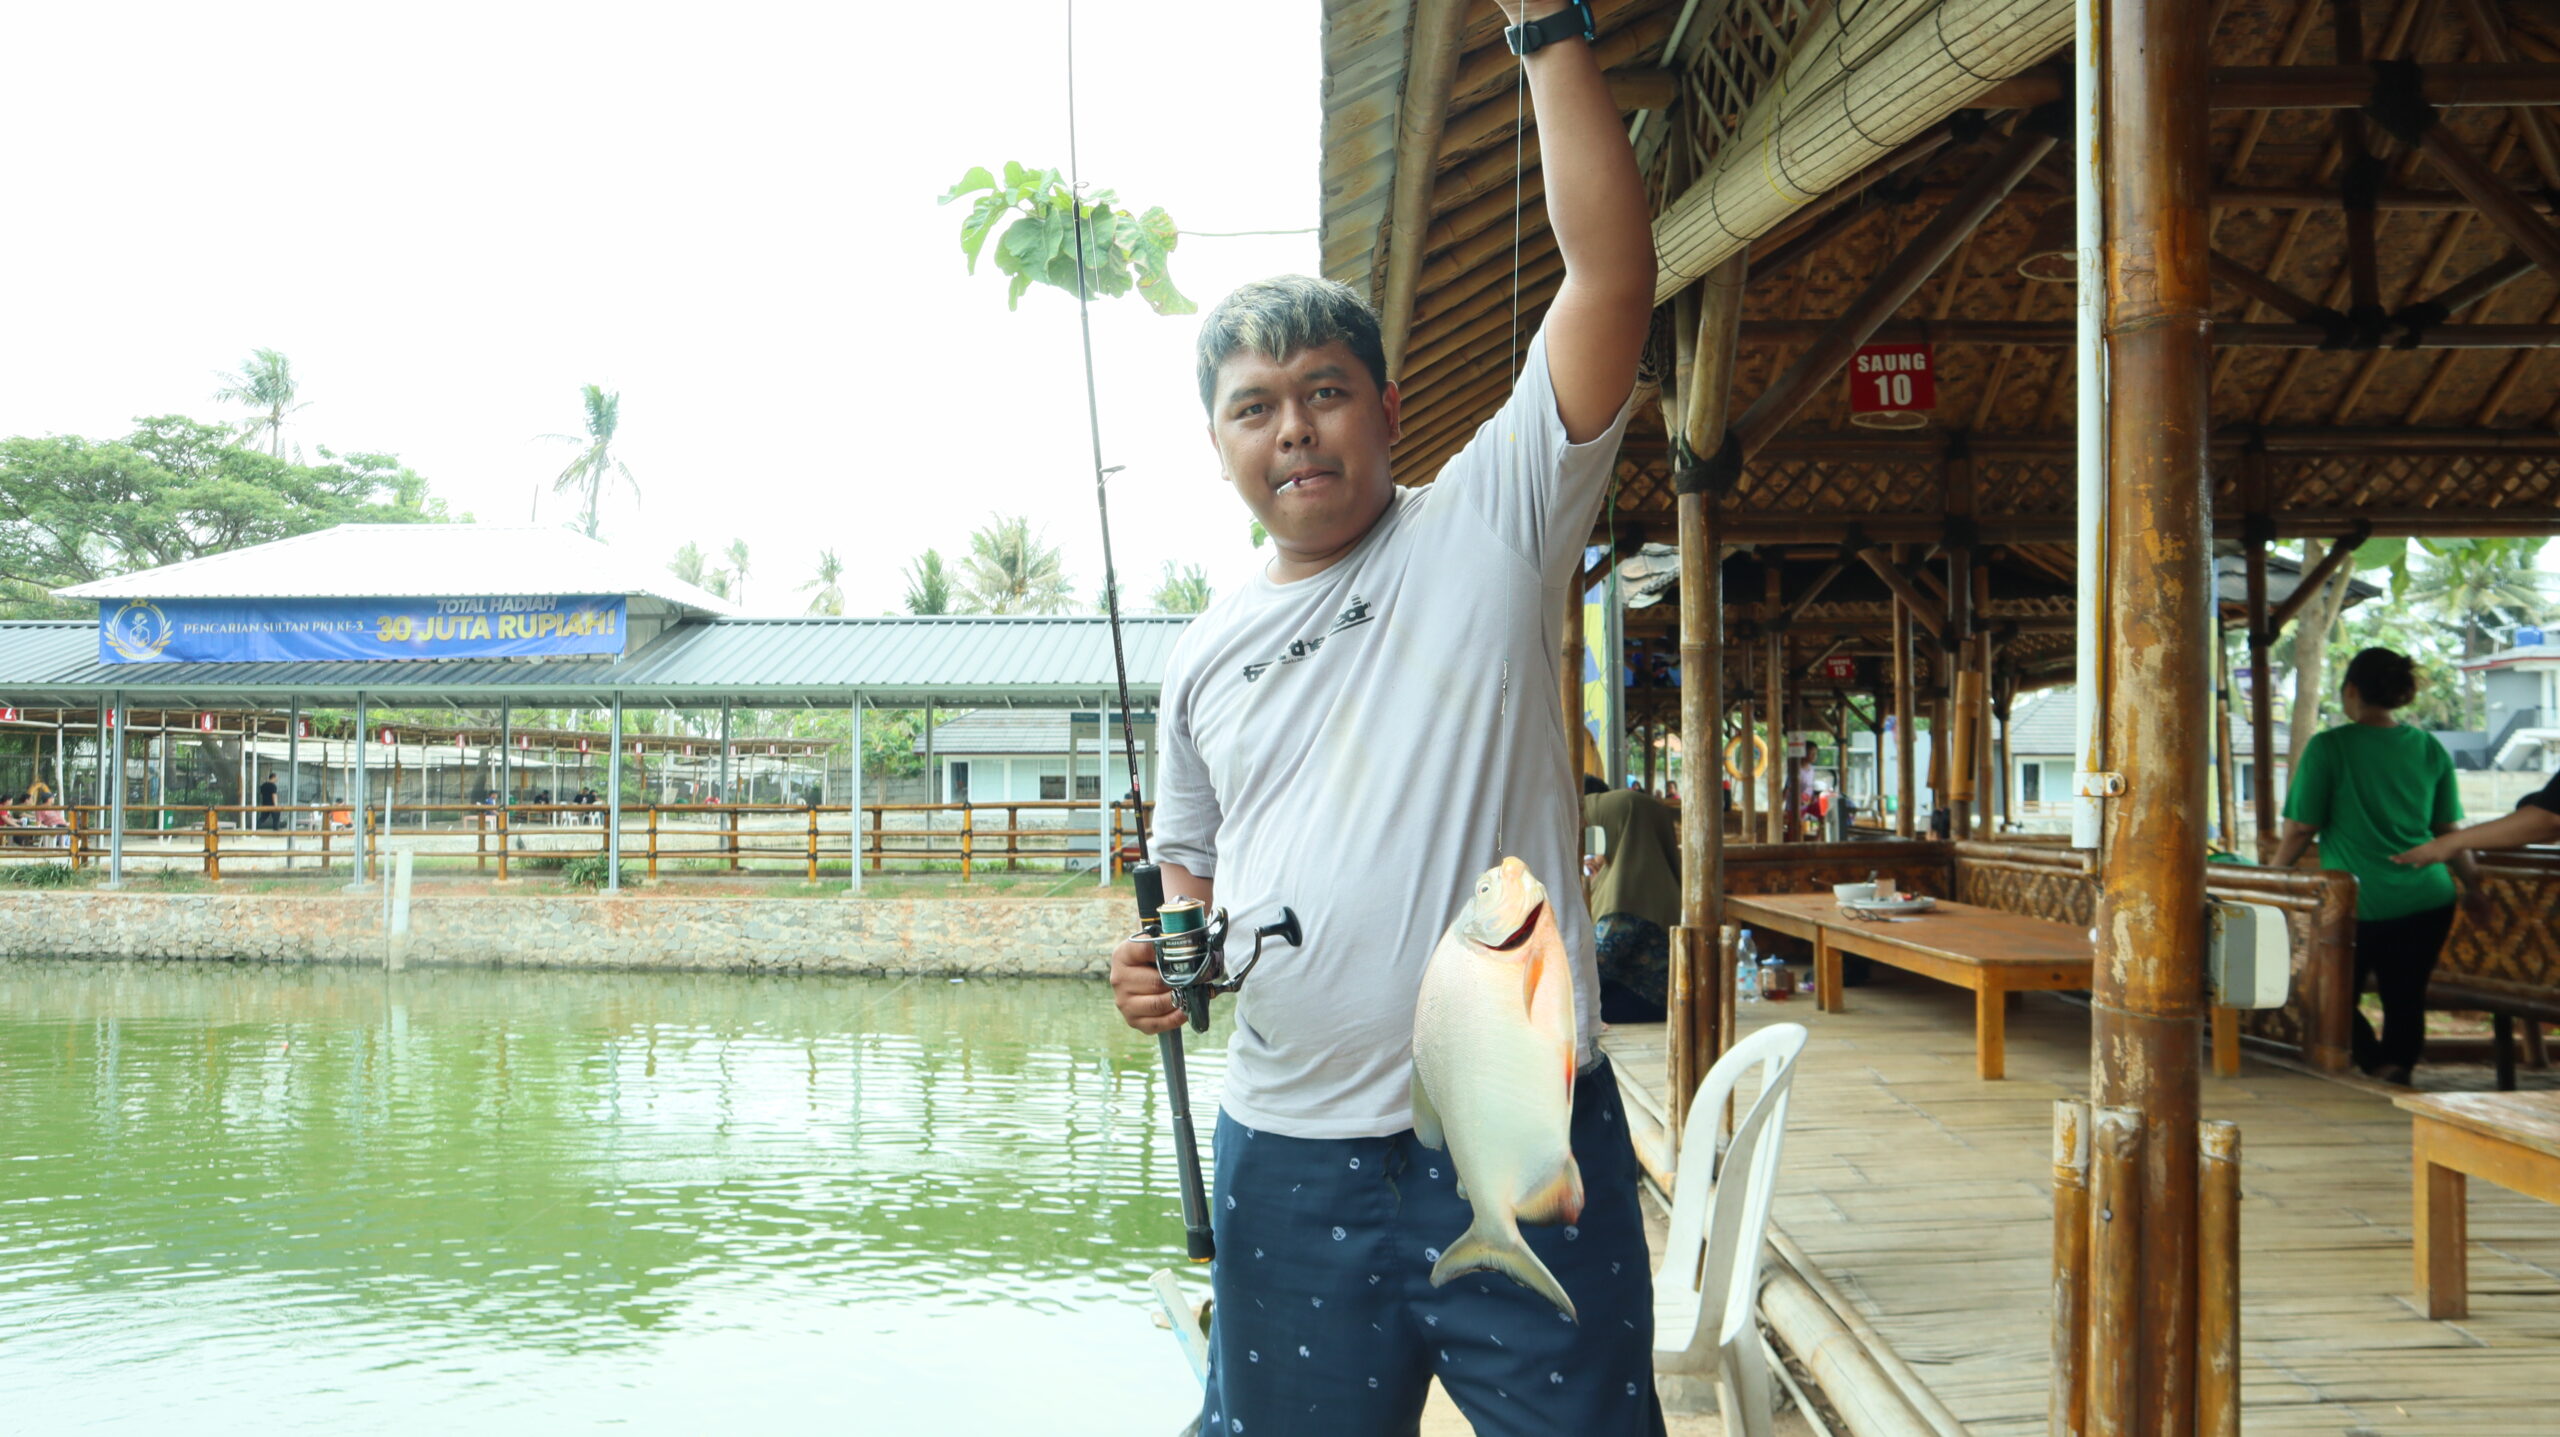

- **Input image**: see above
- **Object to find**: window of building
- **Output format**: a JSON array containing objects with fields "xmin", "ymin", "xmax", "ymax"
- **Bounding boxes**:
[{"xmin": 1040, "ymin": 774, "xmax": 1066, "ymax": 800}]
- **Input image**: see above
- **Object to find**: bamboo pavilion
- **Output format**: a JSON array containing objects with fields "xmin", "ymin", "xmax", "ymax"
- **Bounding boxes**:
[{"xmin": 1320, "ymin": 1, "xmax": 2560, "ymax": 1431}]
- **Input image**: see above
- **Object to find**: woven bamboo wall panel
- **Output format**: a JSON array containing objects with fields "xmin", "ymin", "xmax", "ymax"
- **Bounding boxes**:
[
  {"xmin": 1957, "ymin": 863, "xmax": 2097, "ymax": 927},
  {"xmin": 2437, "ymin": 856, "xmax": 2560, "ymax": 995}
]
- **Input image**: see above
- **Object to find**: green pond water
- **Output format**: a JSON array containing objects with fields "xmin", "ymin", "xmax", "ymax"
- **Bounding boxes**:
[{"xmin": 0, "ymin": 962, "xmax": 1215, "ymax": 1434}]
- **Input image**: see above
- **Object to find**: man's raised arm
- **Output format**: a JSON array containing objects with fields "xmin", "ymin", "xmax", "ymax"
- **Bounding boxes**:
[{"xmin": 1505, "ymin": 1, "xmax": 1657, "ymax": 442}]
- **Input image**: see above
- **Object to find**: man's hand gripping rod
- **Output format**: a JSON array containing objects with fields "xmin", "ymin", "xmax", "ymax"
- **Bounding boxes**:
[{"xmin": 1130, "ymin": 861, "xmax": 1300, "ymax": 1260}]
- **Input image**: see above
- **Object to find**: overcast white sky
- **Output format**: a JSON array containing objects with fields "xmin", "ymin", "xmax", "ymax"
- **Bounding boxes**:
[{"xmin": 3, "ymin": 1, "xmax": 1320, "ymax": 615}]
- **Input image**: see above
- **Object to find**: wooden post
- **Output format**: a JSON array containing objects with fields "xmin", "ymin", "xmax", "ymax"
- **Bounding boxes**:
[
  {"xmin": 1893, "ymin": 566, "xmax": 1916, "ymax": 838},
  {"xmin": 2198, "ymin": 1121, "xmax": 2242, "ymax": 1437},
  {"xmin": 477, "ymin": 808, "xmax": 489, "ymax": 873},
  {"xmin": 647, "ymin": 807, "xmax": 660, "ymax": 881},
  {"xmin": 870, "ymin": 807, "xmax": 882, "ymax": 873},
  {"xmin": 204, "ymin": 806, "xmax": 220, "ymax": 881},
  {"xmin": 68, "ymin": 805, "xmax": 85, "ymax": 871},
  {"xmin": 2243, "ymin": 516, "xmax": 2276, "ymax": 855},
  {"xmin": 2052, "ymin": 1100, "xmax": 2093, "ymax": 1437},
  {"xmin": 2097, "ymin": 0, "xmax": 2214, "ymax": 1424},
  {"xmin": 2214, "ymin": 630, "xmax": 2241, "ymax": 850},
  {"xmin": 961, "ymin": 805, "xmax": 974, "ymax": 883},
  {"xmin": 1007, "ymin": 805, "xmax": 1019, "ymax": 872},
  {"xmin": 2088, "ymin": 1107, "xmax": 2143, "ymax": 1437},
  {"xmin": 1763, "ymin": 563, "xmax": 1784, "ymax": 843},
  {"xmin": 806, "ymin": 805, "xmax": 819, "ymax": 882},
  {"xmin": 1736, "ymin": 699, "xmax": 1756, "ymax": 839},
  {"xmin": 495, "ymin": 807, "xmax": 509, "ymax": 883}
]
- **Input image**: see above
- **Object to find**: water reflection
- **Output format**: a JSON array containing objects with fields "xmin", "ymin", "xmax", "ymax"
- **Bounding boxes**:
[{"xmin": 0, "ymin": 962, "xmax": 1217, "ymax": 1433}]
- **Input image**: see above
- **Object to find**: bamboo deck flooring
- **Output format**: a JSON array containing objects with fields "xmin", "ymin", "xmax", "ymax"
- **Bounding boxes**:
[{"xmin": 1602, "ymin": 976, "xmax": 2560, "ymax": 1436}]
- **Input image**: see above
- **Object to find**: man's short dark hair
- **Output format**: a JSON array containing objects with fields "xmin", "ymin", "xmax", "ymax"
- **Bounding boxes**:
[{"xmin": 1196, "ymin": 276, "xmax": 1389, "ymax": 414}]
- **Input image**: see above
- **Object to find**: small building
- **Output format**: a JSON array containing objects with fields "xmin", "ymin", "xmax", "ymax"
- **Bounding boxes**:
[
  {"xmin": 2463, "ymin": 635, "xmax": 2560, "ymax": 772},
  {"xmin": 913, "ymin": 709, "xmax": 1159, "ymax": 805},
  {"xmin": 2005, "ymin": 686, "xmax": 2289, "ymax": 834}
]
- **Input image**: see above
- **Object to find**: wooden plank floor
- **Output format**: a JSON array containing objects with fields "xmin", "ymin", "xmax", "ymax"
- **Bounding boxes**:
[{"xmin": 1602, "ymin": 976, "xmax": 2560, "ymax": 1436}]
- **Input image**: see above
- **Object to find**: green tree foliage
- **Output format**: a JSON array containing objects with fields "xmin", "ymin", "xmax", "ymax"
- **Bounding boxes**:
[
  {"xmin": 722, "ymin": 538, "xmax": 752, "ymax": 608},
  {"xmin": 0, "ymin": 417, "xmax": 444, "ymax": 617},
  {"xmin": 668, "ymin": 541, "xmax": 709, "ymax": 587},
  {"xmin": 1149, "ymin": 561, "xmax": 1213, "ymax": 614},
  {"xmin": 801, "ymin": 549, "xmax": 845, "ymax": 616},
  {"xmin": 959, "ymin": 515, "xmax": 1074, "ymax": 615},
  {"xmin": 941, "ymin": 162, "xmax": 1194, "ymax": 315},
  {"xmin": 212, "ymin": 348, "xmax": 309, "ymax": 459},
  {"xmin": 2274, "ymin": 537, "xmax": 2552, "ymax": 737},
  {"xmin": 542, "ymin": 384, "xmax": 638, "ymax": 538},
  {"xmin": 903, "ymin": 549, "xmax": 954, "ymax": 615}
]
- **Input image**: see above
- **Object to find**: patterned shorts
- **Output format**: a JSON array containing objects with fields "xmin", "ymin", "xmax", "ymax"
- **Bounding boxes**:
[{"xmin": 1196, "ymin": 1057, "xmax": 1666, "ymax": 1437}]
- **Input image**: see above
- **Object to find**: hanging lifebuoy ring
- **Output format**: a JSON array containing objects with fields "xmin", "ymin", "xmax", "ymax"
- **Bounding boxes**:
[{"xmin": 1723, "ymin": 731, "xmax": 1770, "ymax": 782}]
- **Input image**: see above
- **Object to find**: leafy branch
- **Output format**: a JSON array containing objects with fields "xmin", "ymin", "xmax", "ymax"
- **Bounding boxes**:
[{"xmin": 940, "ymin": 162, "xmax": 1194, "ymax": 315}]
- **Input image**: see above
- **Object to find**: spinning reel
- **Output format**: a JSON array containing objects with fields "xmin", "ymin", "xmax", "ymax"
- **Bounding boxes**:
[{"xmin": 1135, "ymin": 866, "xmax": 1301, "ymax": 1033}]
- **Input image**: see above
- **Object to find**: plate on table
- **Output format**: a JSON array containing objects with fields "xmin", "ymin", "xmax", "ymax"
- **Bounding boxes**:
[{"xmin": 1841, "ymin": 895, "xmax": 1935, "ymax": 916}]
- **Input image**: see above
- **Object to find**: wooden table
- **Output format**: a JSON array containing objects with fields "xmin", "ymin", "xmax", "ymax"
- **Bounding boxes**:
[
  {"xmin": 2393, "ymin": 1089, "xmax": 2560, "ymax": 1320},
  {"xmin": 1727, "ymin": 893, "xmax": 2094, "ymax": 1080}
]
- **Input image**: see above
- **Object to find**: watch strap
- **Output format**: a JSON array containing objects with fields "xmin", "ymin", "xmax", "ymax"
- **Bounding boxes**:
[{"xmin": 1504, "ymin": 2, "xmax": 1595, "ymax": 56}]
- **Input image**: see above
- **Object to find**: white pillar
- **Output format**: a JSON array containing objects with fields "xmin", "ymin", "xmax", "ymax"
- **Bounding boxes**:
[
  {"xmin": 105, "ymin": 691, "xmax": 126, "ymax": 888},
  {"xmin": 607, "ymin": 693, "xmax": 625, "ymax": 891},
  {"xmin": 848, "ymin": 693, "xmax": 864, "ymax": 895}
]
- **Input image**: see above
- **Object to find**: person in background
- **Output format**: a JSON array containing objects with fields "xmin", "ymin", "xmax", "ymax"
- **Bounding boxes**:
[
  {"xmin": 1582, "ymin": 779, "xmax": 1681, "ymax": 1023},
  {"xmin": 2393, "ymin": 769, "xmax": 2560, "ymax": 865},
  {"xmin": 256, "ymin": 773, "xmax": 281, "ymax": 830},
  {"xmin": 2272, "ymin": 647, "xmax": 2490, "ymax": 1086}
]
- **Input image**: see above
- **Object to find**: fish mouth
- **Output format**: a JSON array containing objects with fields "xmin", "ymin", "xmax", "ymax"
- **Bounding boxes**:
[{"xmin": 1486, "ymin": 902, "xmax": 1544, "ymax": 952}]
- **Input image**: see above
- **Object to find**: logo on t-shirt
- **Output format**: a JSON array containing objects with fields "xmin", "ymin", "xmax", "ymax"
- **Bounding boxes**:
[{"xmin": 1242, "ymin": 594, "xmax": 1377, "ymax": 682}]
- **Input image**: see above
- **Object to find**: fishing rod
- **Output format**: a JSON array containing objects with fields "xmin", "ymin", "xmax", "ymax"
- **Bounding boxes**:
[{"xmin": 1061, "ymin": 0, "xmax": 1298, "ymax": 1264}]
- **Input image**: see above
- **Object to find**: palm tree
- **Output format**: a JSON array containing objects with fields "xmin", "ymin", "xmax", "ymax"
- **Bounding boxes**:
[
  {"xmin": 724, "ymin": 538, "xmax": 753, "ymax": 608},
  {"xmin": 668, "ymin": 541, "xmax": 709, "ymax": 587},
  {"xmin": 959, "ymin": 515, "xmax": 1074, "ymax": 614},
  {"xmin": 212, "ymin": 348, "xmax": 309, "ymax": 458},
  {"xmin": 541, "ymin": 385, "xmax": 639, "ymax": 538},
  {"xmin": 903, "ymin": 549, "xmax": 954, "ymax": 615},
  {"xmin": 2404, "ymin": 539, "xmax": 2548, "ymax": 657},
  {"xmin": 1150, "ymin": 561, "xmax": 1214, "ymax": 614},
  {"xmin": 801, "ymin": 549, "xmax": 846, "ymax": 615}
]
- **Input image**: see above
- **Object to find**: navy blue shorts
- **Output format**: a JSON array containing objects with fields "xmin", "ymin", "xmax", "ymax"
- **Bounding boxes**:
[{"xmin": 1196, "ymin": 1056, "xmax": 1666, "ymax": 1436}]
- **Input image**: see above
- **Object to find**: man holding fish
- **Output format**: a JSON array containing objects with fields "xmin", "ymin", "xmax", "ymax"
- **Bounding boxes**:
[{"xmin": 1108, "ymin": 1, "xmax": 1662, "ymax": 1430}]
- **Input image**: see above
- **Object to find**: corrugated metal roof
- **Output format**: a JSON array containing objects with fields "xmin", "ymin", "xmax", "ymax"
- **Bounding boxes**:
[
  {"xmin": 56, "ymin": 523, "xmax": 739, "ymax": 615},
  {"xmin": 0, "ymin": 615, "xmax": 1193, "ymax": 709}
]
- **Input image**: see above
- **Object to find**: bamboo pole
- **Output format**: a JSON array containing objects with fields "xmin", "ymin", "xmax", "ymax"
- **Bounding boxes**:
[
  {"xmin": 2052, "ymin": 1100, "xmax": 2093, "ymax": 1437},
  {"xmin": 2215, "ymin": 630, "xmax": 2241, "ymax": 848},
  {"xmin": 2244, "ymin": 518, "xmax": 2276, "ymax": 854},
  {"xmin": 2087, "ymin": 1107, "xmax": 2143, "ymax": 1437},
  {"xmin": 1893, "ymin": 562, "xmax": 1916, "ymax": 838},
  {"xmin": 2199, "ymin": 1120, "xmax": 2243, "ymax": 1437},
  {"xmin": 2096, "ymin": 0, "xmax": 2213, "ymax": 1424},
  {"xmin": 1377, "ymin": 0, "xmax": 1466, "ymax": 377},
  {"xmin": 1672, "ymin": 254, "xmax": 1742, "ymax": 1137},
  {"xmin": 1764, "ymin": 564, "xmax": 1785, "ymax": 843}
]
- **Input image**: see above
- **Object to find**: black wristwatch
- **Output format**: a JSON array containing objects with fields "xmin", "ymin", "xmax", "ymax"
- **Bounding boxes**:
[{"xmin": 1504, "ymin": 1, "xmax": 1595, "ymax": 56}]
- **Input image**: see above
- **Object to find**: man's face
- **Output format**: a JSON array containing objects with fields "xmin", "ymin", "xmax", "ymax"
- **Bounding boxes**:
[{"xmin": 1205, "ymin": 341, "xmax": 1401, "ymax": 571}]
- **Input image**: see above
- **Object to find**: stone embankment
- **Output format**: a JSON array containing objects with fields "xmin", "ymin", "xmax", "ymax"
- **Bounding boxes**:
[{"xmin": 0, "ymin": 893, "xmax": 1131, "ymax": 977}]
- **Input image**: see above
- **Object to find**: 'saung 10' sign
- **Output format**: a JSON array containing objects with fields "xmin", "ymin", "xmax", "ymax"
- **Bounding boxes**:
[{"xmin": 1849, "ymin": 343, "xmax": 1937, "ymax": 413}]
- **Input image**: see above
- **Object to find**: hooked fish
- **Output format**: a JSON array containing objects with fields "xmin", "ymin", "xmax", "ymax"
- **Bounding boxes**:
[{"xmin": 1409, "ymin": 856, "xmax": 1583, "ymax": 1321}]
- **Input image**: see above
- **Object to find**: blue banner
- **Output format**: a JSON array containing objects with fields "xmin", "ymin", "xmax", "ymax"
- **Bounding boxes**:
[{"xmin": 98, "ymin": 595, "xmax": 629, "ymax": 664}]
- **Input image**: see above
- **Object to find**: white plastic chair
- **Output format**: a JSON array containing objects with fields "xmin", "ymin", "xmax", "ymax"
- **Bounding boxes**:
[{"xmin": 1653, "ymin": 1021, "xmax": 1808, "ymax": 1437}]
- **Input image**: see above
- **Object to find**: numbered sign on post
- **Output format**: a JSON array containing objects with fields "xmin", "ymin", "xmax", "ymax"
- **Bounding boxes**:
[
  {"xmin": 378, "ymin": 727, "xmax": 397, "ymax": 745},
  {"xmin": 1822, "ymin": 655, "xmax": 1859, "ymax": 682},
  {"xmin": 1848, "ymin": 343, "xmax": 1936, "ymax": 419}
]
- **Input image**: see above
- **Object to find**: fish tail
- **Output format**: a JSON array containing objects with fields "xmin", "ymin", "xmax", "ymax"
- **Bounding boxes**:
[{"xmin": 1430, "ymin": 1215, "xmax": 1578, "ymax": 1323}]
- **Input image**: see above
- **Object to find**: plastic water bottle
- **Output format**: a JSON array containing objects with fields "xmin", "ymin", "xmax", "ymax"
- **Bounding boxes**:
[{"xmin": 1737, "ymin": 929, "xmax": 1762, "ymax": 1004}]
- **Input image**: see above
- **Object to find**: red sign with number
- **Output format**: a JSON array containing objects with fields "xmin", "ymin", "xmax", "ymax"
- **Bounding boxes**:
[
  {"xmin": 378, "ymin": 727, "xmax": 397, "ymax": 745},
  {"xmin": 577, "ymin": 737, "xmax": 591, "ymax": 755},
  {"xmin": 0, "ymin": 708, "xmax": 22, "ymax": 723},
  {"xmin": 196, "ymin": 712, "xmax": 218, "ymax": 732},
  {"xmin": 1849, "ymin": 344, "xmax": 1936, "ymax": 412},
  {"xmin": 1822, "ymin": 655, "xmax": 1858, "ymax": 682}
]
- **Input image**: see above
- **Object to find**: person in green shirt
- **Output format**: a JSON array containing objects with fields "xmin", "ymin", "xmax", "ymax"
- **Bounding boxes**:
[{"xmin": 2272, "ymin": 648, "xmax": 2489, "ymax": 1085}]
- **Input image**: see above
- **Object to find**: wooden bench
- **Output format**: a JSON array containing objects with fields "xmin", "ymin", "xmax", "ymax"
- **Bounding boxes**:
[
  {"xmin": 2393, "ymin": 1090, "xmax": 2560, "ymax": 1320},
  {"xmin": 1727, "ymin": 892, "xmax": 2093, "ymax": 1080}
]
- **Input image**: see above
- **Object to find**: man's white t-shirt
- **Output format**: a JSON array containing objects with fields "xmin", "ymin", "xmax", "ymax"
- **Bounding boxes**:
[{"xmin": 1152, "ymin": 329, "xmax": 1635, "ymax": 1140}]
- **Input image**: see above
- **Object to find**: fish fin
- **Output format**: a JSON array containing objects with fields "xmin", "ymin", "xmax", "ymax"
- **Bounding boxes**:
[
  {"xmin": 1409, "ymin": 1068, "xmax": 1445, "ymax": 1152},
  {"xmin": 1430, "ymin": 1216, "xmax": 1577, "ymax": 1323},
  {"xmin": 1516, "ymin": 1152, "xmax": 1585, "ymax": 1227},
  {"xmin": 1521, "ymin": 947, "xmax": 1543, "ymax": 1017}
]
